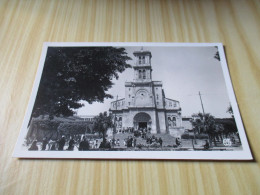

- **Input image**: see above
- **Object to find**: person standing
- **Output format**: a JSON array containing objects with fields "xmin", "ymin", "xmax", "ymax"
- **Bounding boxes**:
[
  {"xmin": 48, "ymin": 139, "xmax": 56, "ymax": 150},
  {"xmin": 41, "ymin": 137, "xmax": 48, "ymax": 150},
  {"xmin": 127, "ymin": 136, "xmax": 132, "ymax": 147},
  {"xmin": 116, "ymin": 139, "xmax": 120, "ymax": 147},
  {"xmin": 158, "ymin": 137, "xmax": 163, "ymax": 147},
  {"xmin": 79, "ymin": 136, "xmax": 90, "ymax": 151},
  {"xmin": 58, "ymin": 136, "xmax": 66, "ymax": 151},
  {"xmin": 204, "ymin": 140, "xmax": 209, "ymax": 150},
  {"xmin": 133, "ymin": 137, "xmax": 137, "ymax": 148},
  {"xmin": 176, "ymin": 137, "xmax": 181, "ymax": 147},
  {"xmin": 67, "ymin": 136, "xmax": 75, "ymax": 151},
  {"xmin": 95, "ymin": 139, "xmax": 99, "ymax": 148}
]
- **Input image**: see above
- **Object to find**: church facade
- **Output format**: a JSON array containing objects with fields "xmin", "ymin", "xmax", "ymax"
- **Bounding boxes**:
[{"xmin": 110, "ymin": 49, "xmax": 183, "ymax": 134}]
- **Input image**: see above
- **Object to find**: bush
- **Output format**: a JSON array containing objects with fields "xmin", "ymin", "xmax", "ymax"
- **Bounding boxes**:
[
  {"xmin": 84, "ymin": 134, "xmax": 102, "ymax": 139},
  {"xmin": 26, "ymin": 118, "xmax": 61, "ymax": 141},
  {"xmin": 181, "ymin": 133, "xmax": 209, "ymax": 139},
  {"xmin": 26, "ymin": 118, "xmax": 94, "ymax": 141},
  {"xmin": 195, "ymin": 134, "xmax": 208, "ymax": 139},
  {"xmin": 181, "ymin": 133, "xmax": 191, "ymax": 139},
  {"xmin": 58, "ymin": 121, "xmax": 93, "ymax": 135},
  {"xmin": 136, "ymin": 143, "xmax": 144, "ymax": 149},
  {"xmin": 150, "ymin": 142, "xmax": 160, "ymax": 148}
]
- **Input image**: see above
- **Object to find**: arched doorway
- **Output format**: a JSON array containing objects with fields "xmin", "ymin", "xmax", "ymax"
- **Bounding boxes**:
[{"xmin": 133, "ymin": 112, "xmax": 151, "ymax": 130}]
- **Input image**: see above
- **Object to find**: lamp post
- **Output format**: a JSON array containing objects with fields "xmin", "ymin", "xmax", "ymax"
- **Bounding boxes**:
[
  {"xmin": 112, "ymin": 95, "xmax": 118, "ymax": 148},
  {"xmin": 102, "ymin": 122, "xmax": 108, "ymax": 143}
]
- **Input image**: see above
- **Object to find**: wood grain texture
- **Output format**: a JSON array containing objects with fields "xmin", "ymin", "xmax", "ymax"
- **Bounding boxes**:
[{"xmin": 0, "ymin": 0, "xmax": 260, "ymax": 194}]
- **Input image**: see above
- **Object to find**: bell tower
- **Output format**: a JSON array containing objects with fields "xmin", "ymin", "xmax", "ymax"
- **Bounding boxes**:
[{"xmin": 133, "ymin": 48, "xmax": 152, "ymax": 82}]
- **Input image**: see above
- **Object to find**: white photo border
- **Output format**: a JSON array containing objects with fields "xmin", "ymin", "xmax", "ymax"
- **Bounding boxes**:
[{"xmin": 13, "ymin": 42, "xmax": 253, "ymax": 160}]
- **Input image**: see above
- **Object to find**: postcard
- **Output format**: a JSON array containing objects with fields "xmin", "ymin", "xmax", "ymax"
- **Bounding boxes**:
[{"xmin": 13, "ymin": 42, "xmax": 253, "ymax": 160}]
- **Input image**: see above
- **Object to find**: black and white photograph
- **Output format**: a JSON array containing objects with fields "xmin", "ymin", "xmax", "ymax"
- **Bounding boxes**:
[{"xmin": 13, "ymin": 42, "xmax": 252, "ymax": 160}]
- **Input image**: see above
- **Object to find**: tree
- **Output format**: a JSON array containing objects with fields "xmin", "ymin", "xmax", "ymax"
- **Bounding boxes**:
[
  {"xmin": 227, "ymin": 104, "xmax": 234, "ymax": 118},
  {"xmin": 31, "ymin": 47, "xmax": 131, "ymax": 119},
  {"xmin": 191, "ymin": 113, "xmax": 217, "ymax": 147},
  {"xmin": 225, "ymin": 104, "xmax": 241, "ymax": 142},
  {"xmin": 214, "ymin": 51, "xmax": 220, "ymax": 61},
  {"xmin": 216, "ymin": 118, "xmax": 240, "ymax": 143},
  {"xmin": 93, "ymin": 112, "xmax": 113, "ymax": 142},
  {"xmin": 214, "ymin": 46, "xmax": 220, "ymax": 61}
]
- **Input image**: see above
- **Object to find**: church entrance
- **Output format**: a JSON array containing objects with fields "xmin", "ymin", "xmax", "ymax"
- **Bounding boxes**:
[
  {"xmin": 138, "ymin": 122, "xmax": 147, "ymax": 129},
  {"xmin": 133, "ymin": 112, "xmax": 151, "ymax": 130}
]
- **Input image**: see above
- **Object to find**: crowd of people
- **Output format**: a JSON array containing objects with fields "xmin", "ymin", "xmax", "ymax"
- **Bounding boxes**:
[
  {"xmin": 28, "ymin": 135, "xmax": 100, "ymax": 151},
  {"xmin": 145, "ymin": 135, "xmax": 163, "ymax": 146},
  {"xmin": 27, "ymin": 127, "xmax": 186, "ymax": 151},
  {"xmin": 123, "ymin": 136, "xmax": 137, "ymax": 147}
]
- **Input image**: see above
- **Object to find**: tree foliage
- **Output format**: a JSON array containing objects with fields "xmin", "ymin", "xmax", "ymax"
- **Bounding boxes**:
[
  {"xmin": 190, "ymin": 113, "xmax": 217, "ymax": 146},
  {"xmin": 191, "ymin": 113, "xmax": 216, "ymax": 135},
  {"xmin": 191, "ymin": 112, "xmax": 239, "ymax": 146},
  {"xmin": 26, "ymin": 118, "xmax": 61, "ymax": 141},
  {"xmin": 93, "ymin": 111, "xmax": 113, "ymax": 141},
  {"xmin": 214, "ymin": 51, "xmax": 220, "ymax": 61},
  {"xmin": 58, "ymin": 121, "xmax": 93, "ymax": 135},
  {"xmin": 32, "ymin": 47, "xmax": 131, "ymax": 119},
  {"xmin": 227, "ymin": 104, "xmax": 234, "ymax": 118}
]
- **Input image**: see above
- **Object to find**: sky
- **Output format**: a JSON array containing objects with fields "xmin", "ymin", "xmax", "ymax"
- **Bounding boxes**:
[{"xmin": 77, "ymin": 46, "xmax": 232, "ymax": 118}]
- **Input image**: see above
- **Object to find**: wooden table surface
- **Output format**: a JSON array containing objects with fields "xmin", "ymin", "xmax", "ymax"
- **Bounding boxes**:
[{"xmin": 1, "ymin": 0, "xmax": 260, "ymax": 194}]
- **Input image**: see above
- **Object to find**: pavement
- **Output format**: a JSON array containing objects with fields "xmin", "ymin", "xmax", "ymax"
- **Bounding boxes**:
[
  {"xmin": 108, "ymin": 132, "xmax": 243, "ymax": 151},
  {"xmin": 22, "ymin": 132, "xmax": 243, "ymax": 151}
]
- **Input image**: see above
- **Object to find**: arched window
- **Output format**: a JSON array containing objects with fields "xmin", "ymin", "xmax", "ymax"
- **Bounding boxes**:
[
  {"xmin": 172, "ymin": 117, "xmax": 176, "ymax": 126},
  {"xmin": 143, "ymin": 70, "xmax": 146, "ymax": 79},
  {"xmin": 168, "ymin": 117, "xmax": 172, "ymax": 127},
  {"xmin": 142, "ymin": 56, "xmax": 145, "ymax": 64},
  {"xmin": 139, "ymin": 70, "xmax": 142, "ymax": 79}
]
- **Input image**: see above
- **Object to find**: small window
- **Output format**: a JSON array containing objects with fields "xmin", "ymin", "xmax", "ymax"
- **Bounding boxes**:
[
  {"xmin": 128, "ymin": 102, "xmax": 130, "ymax": 106},
  {"xmin": 156, "ymin": 94, "xmax": 159, "ymax": 100}
]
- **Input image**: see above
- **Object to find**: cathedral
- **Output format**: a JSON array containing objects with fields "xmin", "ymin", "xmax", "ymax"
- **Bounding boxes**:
[{"xmin": 110, "ymin": 48, "xmax": 182, "ymax": 134}]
